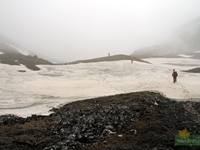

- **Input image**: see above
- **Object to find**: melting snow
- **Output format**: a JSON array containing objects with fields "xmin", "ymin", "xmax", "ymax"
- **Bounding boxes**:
[
  {"xmin": 6, "ymin": 43, "xmax": 29, "ymax": 56},
  {"xmin": 178, "ymin": 54, "xmax": 193, "ymax": 58}
]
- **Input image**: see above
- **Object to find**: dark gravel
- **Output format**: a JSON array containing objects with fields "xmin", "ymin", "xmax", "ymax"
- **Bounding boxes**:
[
  {"xmin": 0, "ymin": 91, "xmax": 200, "ymax": 150},
  {"xmin": 183, "ymin": 67, "xmax": 200, "ymax": 73}
]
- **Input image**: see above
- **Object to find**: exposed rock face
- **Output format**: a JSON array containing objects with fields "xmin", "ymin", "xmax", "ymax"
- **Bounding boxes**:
[
  {"xmin": 184, "ymin": 67, "xmax": 200, "ymax": 73},
  {"xmin": 0, "ymin": 50, "xmax": 52, "ymax": 70},
  {"xmin": 0, "ymin": 34, "xmax": 52, "ymax": 70},
  {"xmin": 0, "ymin": 91, "xmax": 200, "ymax": 150}
]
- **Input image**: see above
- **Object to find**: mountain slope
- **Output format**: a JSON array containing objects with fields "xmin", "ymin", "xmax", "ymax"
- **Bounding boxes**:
[
  {"xmin": 0, "ymin": 35, "xmax": 52, "ymax": 70},
  {"xmin": 132, "ymin": 16, "xmax": 200, "ymax": 59}
]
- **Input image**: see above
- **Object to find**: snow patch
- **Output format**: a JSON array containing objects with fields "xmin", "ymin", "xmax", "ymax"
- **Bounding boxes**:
[
  {"xmin": 6, "ymin": 43, "xmax": 29, "ymax": 56},
  {"xmin": 194, "ymin": 51, "xmax": 200, "ymax": 53},
  {"xmin": 0, "ymin": 51, "xmax": 4, "ymax": 54},
  {"xmin": 178, "ymin": 54, "xmax": 193, "ymax": 58}
]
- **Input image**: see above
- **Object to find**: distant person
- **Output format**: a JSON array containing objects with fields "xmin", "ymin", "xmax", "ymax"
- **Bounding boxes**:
[
  {"xmin": 108, "ymin": 53, "xmax": 110, "ymax": 56},
  {"xmin": 131, "ymin": 57, "xmax": 134, "ymax": 63},
  {"xmin": 172, "ymin": 69, "xmax": 178, "ymax": 83}
]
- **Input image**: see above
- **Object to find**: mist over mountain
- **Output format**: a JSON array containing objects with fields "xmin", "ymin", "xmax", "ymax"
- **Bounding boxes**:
[
  {"xmin": 1, "ymin": 15, "xmax": 200, "ymax": 66},
  {"xmin": 0, "ymin": 34, "xmax": 52, "ymax": 70},
  {"xmin": 132, "ymin": 16, "xmax": 200, "ymax": 59}
]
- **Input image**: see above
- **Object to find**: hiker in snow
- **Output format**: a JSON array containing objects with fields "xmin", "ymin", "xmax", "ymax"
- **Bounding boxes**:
[
  {"xmin": 131, "ymin": 57, "xmax": 134, "ymax": 63},
  {"xmin": 172, "ymin": 69, "xmax": 178, "ymax": 83}
]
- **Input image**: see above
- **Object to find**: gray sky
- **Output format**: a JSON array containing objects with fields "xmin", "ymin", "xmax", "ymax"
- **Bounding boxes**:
[{"xmin": 0, "ymin": 0, "xmax": 200, "ymax": 62}]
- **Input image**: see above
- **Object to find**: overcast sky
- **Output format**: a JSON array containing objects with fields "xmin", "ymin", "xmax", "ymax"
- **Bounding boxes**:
[{"xmin": 0, "ymin": 0, "xmax": 200, "ymax": 62}]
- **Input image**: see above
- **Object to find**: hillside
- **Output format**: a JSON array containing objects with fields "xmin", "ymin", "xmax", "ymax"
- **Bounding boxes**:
[
  {"xmin": 0, "ymin": 34, "xmax": 149, "ymax": 68},
  {"xmin": 0, "ymin": 34, "xmax": 52, "ymax": 70},
  {"xmin": 68, "ymin": 54, "xmax": 149, "ymax": 64},
  {"xmin": 132, "ymin": 16, "xmax": 200, "ymax": 59}
]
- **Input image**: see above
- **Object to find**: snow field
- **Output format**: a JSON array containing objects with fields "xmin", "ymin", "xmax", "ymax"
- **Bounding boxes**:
[{"xmin": 0, "ymin": 58, "xmax": 200, "ymax": 117}]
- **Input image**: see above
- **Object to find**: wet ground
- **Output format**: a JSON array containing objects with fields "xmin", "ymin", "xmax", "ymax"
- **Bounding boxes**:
[{"xmin": 0, "ymin": 91, "xmax": 200, "ymax": 150}]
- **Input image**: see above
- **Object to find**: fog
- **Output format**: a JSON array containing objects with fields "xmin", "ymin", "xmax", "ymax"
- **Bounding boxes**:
[{"xmin": 0, "ymin": 0, "xmax": 200, "ymax": 62}]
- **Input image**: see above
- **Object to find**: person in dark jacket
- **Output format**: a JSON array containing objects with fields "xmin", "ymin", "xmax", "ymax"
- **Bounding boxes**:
[{"xmin": 172, "ymin": 69, "xmax": 178, "ymax": 83}]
